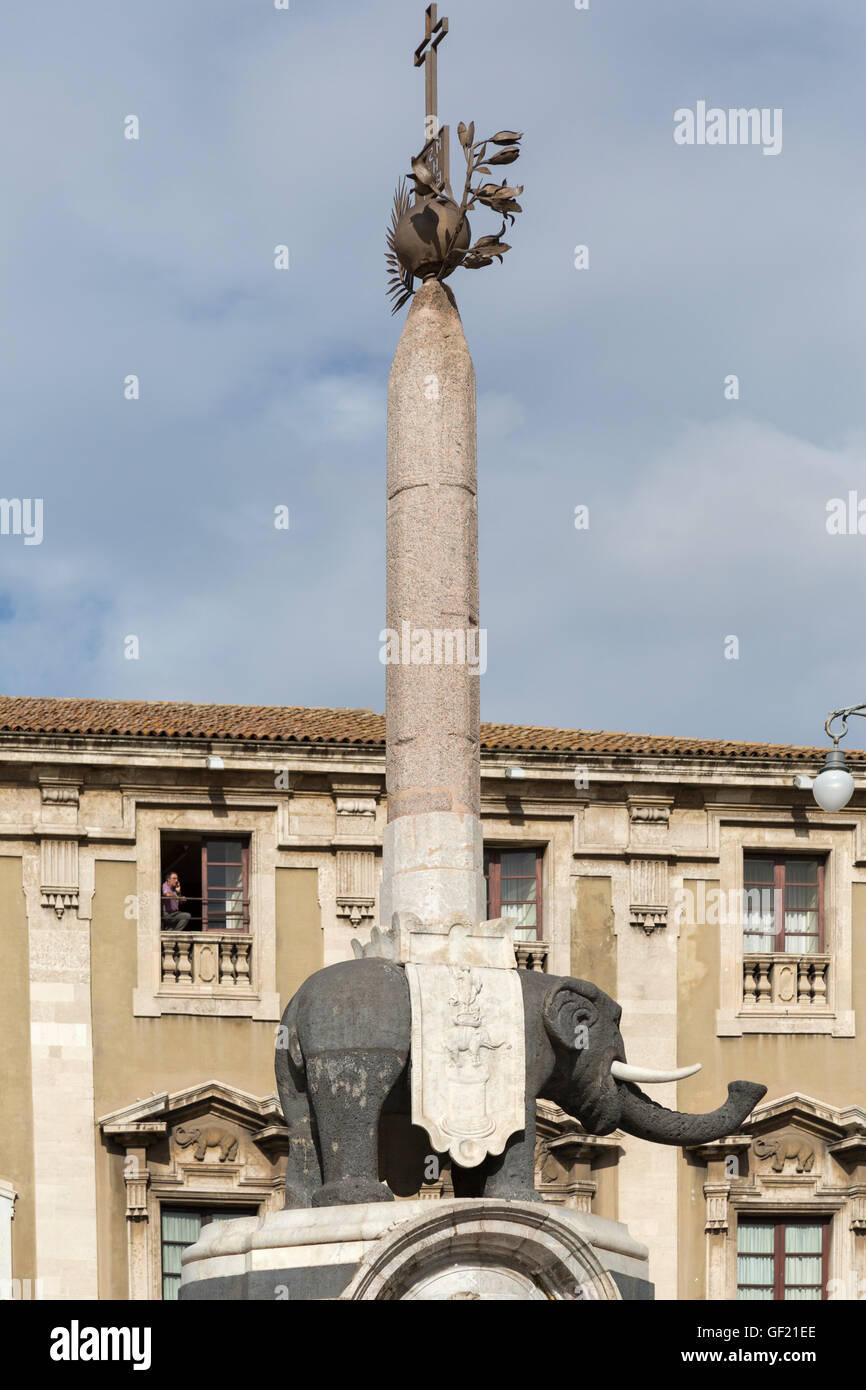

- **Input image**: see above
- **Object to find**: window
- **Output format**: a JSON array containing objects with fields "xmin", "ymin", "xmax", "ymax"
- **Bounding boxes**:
[
  {"xmin": 484, "ymin": 849, "xmax": 542, "ymax": 941},
  {"xmin": 160, "ymin": 834, "xmax": 250, "ymax": 931},
  {"xmin": 743, "ymin": 857, "xmax": 824, "ymax": 953},
  {"xmin": 161, "ymin": 1205, "xmax": 257, "ymax": 1300},
  {"xmin": 202, "ymin": 839, "xmax": 247, "ymax": 930},
  {"xmin": 737, "ymin": 1219, "xmax": 828, "ymax": 1301}
]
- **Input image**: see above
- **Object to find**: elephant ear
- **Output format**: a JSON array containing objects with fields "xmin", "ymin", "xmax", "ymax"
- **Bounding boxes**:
[{"xmin": 542, "ymin": 979, "xmax": 601, "ymax": 1050}]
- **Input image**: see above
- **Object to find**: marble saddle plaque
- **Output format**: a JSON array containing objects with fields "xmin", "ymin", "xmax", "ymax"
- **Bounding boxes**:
[{"xmin": 405, "ymin": 961, "xmax": 525, "ymax": 1166}]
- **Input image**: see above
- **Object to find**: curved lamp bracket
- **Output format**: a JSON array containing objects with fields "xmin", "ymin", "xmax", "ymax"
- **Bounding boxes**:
[{"xmin": 824, "ymin": 701, "xmax": 866, "ymax": 746}]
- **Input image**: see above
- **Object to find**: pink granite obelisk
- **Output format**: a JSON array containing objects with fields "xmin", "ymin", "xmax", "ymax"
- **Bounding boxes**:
[{"xmin": 380, "ymin": 279, "xmax": 486, "ymax": 932}]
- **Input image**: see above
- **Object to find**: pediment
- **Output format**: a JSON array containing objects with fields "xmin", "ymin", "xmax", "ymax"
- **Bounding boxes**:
[
  {"xmin": 535, "ymin": 1100, "xmax": 623, "ymax": 1159},
  {"xmin": 98, "ymin": 1080, "xmax": 288, "ymax": 1154},
  {"xmin": 746, "ymin": 1092, "xmax": 866, "ymax": 1146}
]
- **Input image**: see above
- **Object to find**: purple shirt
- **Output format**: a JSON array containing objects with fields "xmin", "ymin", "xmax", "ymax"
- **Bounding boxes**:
[{"xmin": 162, "ymin": 881, "xmax": 179, "ymax": 913}]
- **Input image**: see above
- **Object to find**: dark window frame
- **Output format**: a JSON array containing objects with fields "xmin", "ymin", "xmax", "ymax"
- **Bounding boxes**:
[
  {"xmin": 484, "ymin": 848, "xmax": 543, "ymax": 941},
  {"xmin": 742, "ymin": 854, "xmax": 825, "ymax": 953},
  {"xmin": 160, "ymin": 832, "xmax": 251, "ymax": 932},
  {"xmin": 736, "ymin": 1214, "xmax": 830, "ymax": 1302},
  {"xmin": 160, "ymin": 1201, "xmax": 259, "ymax": 1300}
]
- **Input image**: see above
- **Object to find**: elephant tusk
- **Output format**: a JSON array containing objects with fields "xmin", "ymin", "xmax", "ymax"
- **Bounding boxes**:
[{"xmin": 611, "ymin": 1060, "xmax": 701, "ymax": 1084}]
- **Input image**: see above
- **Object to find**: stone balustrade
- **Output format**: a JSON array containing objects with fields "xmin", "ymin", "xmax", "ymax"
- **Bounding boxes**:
[
  {"xmin": 742, "ymin": 953, "xmax": 829, "ymax": 1009},
  {"xmin": 161, "ymin": 932, "xmax": 252, "ymax": 990},
  {"xmin": 514, "ymin": 940, "xmax": 549, "ymax": 972}
]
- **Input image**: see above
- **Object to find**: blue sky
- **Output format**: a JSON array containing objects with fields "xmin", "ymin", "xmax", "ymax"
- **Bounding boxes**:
[{"xmin": 2, "ymin": 0, "xmax": 865, "ymax": 746}]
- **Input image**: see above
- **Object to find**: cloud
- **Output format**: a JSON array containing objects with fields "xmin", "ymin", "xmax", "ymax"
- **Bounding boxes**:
[{"xmin": 1, "ymin": 0, "xmax": 864, "ymax": 749}]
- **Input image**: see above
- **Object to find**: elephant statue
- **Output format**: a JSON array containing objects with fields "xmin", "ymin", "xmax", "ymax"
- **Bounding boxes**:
[
  {"xmin": 175, "ymin": 1125, "xmax": 239, "ymax": 1163},
  {"xmin": 275, "ymin": 959, "xmax": 766, "ymax": 1208},
  {"xmin": 753, "ymin": 1136, "xmax": 814, "ymax": 1173}
]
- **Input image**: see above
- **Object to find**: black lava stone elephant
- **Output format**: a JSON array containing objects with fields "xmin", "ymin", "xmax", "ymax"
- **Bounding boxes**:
[{"xmin": 275, "ymin": 958, "xmax": 766, "ymax": 1208}]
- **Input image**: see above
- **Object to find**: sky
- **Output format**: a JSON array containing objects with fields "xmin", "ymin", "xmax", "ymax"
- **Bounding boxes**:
[{"xmin": 2, "ymin": 0, "xmax": 865, "ymax": 747}]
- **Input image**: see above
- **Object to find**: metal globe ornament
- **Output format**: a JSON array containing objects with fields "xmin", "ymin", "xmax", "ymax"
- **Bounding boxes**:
[{"xmin": 392, "ymin": 195, "xmax": 471, "ymax": 282}]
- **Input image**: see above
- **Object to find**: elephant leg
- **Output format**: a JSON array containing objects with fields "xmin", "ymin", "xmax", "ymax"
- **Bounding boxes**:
[
  {"xmin": 195, "ymin": 1139, "xmax": 207, "ymax": 1161},
  {"xmin": 306, "ymin": 1049, "xmax": 404, "ymax": 1207},
  {"xmin": 276, "ymin": 1068, "xmax": 322, "ymax": 1210},
  {"xmin": 480, "ymin": 1100, "xmax": 541, "ymax": 1202}
]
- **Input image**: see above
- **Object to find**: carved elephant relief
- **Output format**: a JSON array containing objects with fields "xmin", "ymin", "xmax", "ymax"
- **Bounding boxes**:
[
  {"xmin": 174, "ymin": 1124, "xmax": 239, "ymax": 1163},
  {"xmin": 536, "ymin": 1140, "xmax": 563, "ymax": 1188},
  {"xmin": 753, "ymin": 1135, "xmax": 815, "ymax": 1174}
]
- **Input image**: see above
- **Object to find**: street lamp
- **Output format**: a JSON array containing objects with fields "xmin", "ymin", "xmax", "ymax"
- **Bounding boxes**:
[
  {"xmin": 795, "ymin": 703, "xmax": 862, "ymax": 812},
  {"xmin": 812, "ymin": 749, "xmax": 855, "ymax": 812}
]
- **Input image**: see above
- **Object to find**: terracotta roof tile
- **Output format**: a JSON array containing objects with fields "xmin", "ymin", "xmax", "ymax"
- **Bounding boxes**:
[{"xmin": 0, "ymin": 695, "xmax": 853, "ymax": 763}]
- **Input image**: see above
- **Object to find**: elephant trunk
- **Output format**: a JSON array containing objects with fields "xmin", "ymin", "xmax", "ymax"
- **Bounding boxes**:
[{"xmin": 618, "ymin": 1079, "xmax": 767, "ymax": 1146}]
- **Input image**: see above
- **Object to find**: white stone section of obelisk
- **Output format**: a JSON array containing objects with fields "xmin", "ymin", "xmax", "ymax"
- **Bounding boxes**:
[
  {"xmin": 405, "ymin": 962, "xmax": 525, "ymax": 1167},
  {"xmin": 383, "ymin": 279, "xmax": 485, "ymax": 932},
  {"xmin": 386, "ymin": 910, "xmax": 515, "ymax": 969},
  {"xmin": 380, "ymin": 812, "xmax": 485, "ymax": 930}
]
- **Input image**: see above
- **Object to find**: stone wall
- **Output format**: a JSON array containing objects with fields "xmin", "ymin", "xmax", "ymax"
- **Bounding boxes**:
[
  {"xmin": 0, "ymin": 858, "xmax": 35, "ymax": 1285},
  {"xmin": 0, "ymin": 731, "xmax": 863, "ymax": 1299}
]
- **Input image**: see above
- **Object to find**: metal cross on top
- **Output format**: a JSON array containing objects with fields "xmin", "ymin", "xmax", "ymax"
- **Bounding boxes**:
[{"xmin": 414, "ymin": 4, "xmax": 451, "ymax": 195}]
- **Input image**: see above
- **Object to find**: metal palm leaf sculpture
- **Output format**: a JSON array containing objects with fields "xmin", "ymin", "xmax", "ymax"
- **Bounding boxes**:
[{"xmin": 386, "ymin": 180, "xmax": 416, "ymax": 315}]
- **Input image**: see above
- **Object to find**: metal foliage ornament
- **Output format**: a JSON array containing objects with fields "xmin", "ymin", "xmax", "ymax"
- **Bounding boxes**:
[
  {"xmin": 450, "ymin": 124, "xmax": 523, "ymax": 269},
  {"xmin": 389, "ymin": 8, "xmax": 525, "ymax": 312},
  {"xmin": 385, "ymin": 128, "xmax": 524, "ymax": 313},
  {"xmin": 386, "ymin": 8, "xmax": 525, "ymax": 312}
]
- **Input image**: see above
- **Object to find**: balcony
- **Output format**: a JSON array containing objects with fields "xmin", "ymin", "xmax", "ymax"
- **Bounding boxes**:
[
  {"xmin": 514, "ymin": 939, "xmax": 549, "ymax": 972},
  {"xmin": 161, "ymin": 891, "xmax": 249, "ymax": 933},
  {"xmin": 161, "ymin": 932, "xmax": 252, "ymax": 990},
  {"xmin": 742, "ymin": 953, "xmax": 829, "ymax": 1010}
]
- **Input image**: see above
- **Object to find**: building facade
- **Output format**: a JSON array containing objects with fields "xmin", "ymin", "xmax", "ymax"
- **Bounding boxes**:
[{"xmin": 0, "ymin": 694, "xmax": 864, "ymax": 1301}]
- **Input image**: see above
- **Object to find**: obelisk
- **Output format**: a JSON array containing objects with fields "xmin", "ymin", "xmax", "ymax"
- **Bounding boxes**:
[
  {"xmin": 375, "ymin": 8, "xmax": 529, "ymax": 1162},
  {"xmin": 377, "ymin": 10, "xmax": 524, "ymax": 949},
  {"xmin": 380, "ymin": 278, "xmax": 485, "ymax": 931}
]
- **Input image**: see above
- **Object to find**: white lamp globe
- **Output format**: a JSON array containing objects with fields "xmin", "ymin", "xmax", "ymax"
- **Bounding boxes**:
[{"xmin": 812, "ymin": 750, "xmax": 855, "ymax": 812}]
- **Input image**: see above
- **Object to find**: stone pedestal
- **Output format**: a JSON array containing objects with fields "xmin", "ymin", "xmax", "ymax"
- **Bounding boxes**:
[{"xmin": 179, "ymin": 1198, "xmax": 653, "ymax": 1301}]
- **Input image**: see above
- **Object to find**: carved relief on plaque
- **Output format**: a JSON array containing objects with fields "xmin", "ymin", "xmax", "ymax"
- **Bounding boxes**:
[
  {"xmin": 753, "ymin": 1134, "xmax": 816, "ymax": 1175},
  {"xmin": 173, "ymin": 1124, "xmax": 240, "ymax": 1163},
  {"xmin": 405, "ymin": 960, "xmax": 525, "ymax": 1168},
  {"xmin": 440, "ymin": 967, "xmax": 508, "ymax": 1146}
]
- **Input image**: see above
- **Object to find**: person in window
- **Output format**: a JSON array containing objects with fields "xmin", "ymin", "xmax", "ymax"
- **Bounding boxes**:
[{"xmin": 162, "ymin": 872, "xmax": 192, "ymax": 931}]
